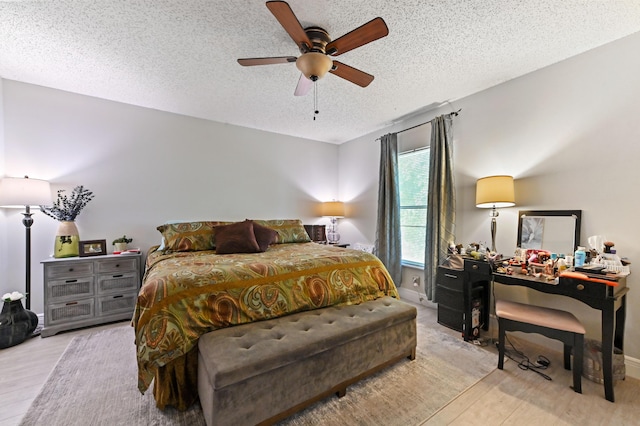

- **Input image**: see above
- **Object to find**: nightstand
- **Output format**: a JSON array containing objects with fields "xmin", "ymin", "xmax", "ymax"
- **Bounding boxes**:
[{"xmin": 40, "ymin": 253, "xmax": 141, "ymax": 337}]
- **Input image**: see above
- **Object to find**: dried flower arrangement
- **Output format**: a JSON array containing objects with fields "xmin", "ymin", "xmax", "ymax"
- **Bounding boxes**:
[{"xmin": 40, "ymin": 185, "xmax": 94, "ymax": 221}]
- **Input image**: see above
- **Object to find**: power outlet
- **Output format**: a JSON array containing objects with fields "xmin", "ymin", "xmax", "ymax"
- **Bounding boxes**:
[{"xmin": 412, "ymin": 276, "xmax": 420, "ymax": 287}]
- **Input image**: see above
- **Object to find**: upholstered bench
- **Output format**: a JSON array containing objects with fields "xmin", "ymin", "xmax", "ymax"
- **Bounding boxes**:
[
  {"xmin": 496, "ymin": 299, "xmax": 585, "ymax": 393},
  {"xmin": 197, "ymin": 296, "xmax": 417, "ymax": 426}
]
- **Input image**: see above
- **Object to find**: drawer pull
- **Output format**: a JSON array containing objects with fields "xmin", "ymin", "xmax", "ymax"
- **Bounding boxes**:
[
  {"xmin": 68, "ymin": 268, "xmax": 74, "ymax": 272},
  {"xmin": 444, "ymin": 274, "xmax": 458, "ymax": 279},
  {"xmin": 472, "ymin": 264, "xmax": 478, "ymax": 270},
  {"xmin": 65, "ymin": 279, "xmax": 78, "ymax": 283},
  {"xmin": 113, "ymin": 295, "xmax": 123, "ymax": 299},
  {"xmin": 65, "ymin": 301, "xmax": 78, "ymax": 306},
  {"xmin": 112, "ymin": 274, "xmax": 124, "ymax": 278},
  {"xmin": 576, "ymin": 284, "xmax": 585, "ymax": 291},
  {"xmin": 115, "ymin": 264, "xmax": 120, "ymax": 268}
]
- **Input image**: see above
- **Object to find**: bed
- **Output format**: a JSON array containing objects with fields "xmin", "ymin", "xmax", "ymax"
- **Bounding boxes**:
[{"xmin": 132, "ymin": 219, "xmax": 399, "ymax": 410}]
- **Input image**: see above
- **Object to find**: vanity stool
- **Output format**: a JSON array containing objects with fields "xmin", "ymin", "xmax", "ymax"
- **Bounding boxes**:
[{"xmin": 496, "ymin": 299, "xmax": 585, "ymax": 393}]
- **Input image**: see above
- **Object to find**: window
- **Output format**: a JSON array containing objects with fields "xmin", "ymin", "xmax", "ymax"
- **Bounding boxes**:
[{"xmin": 398, "ymin": 148, "xmax": 429, "ymax": 267}]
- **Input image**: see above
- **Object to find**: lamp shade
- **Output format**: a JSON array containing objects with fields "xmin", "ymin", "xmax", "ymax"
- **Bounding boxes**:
[
  {"xmin": 0, "ymin": 176, "xmax": 52, "ymax": 208},
  {"xmin": 322, "ymin": 201, "xmax": 345, "ymax": 218},
  {"xmin": 296, "ymin": 52, "xmax": 333, "ymax": 81},
  {"xmin": 475, "ymin": 175, "xmax": 515, "ymax": 208}
]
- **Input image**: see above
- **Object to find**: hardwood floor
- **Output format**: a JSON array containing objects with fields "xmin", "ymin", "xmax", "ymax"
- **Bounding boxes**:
[{"xmin": 3, "ymin": 304, "xmax": 639, "ymax": 425}]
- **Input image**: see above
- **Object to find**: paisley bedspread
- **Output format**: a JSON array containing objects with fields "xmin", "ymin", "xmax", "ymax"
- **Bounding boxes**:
[{"xmin": 132, "ymin": 242, "xmax": 398, "ymax": 396}]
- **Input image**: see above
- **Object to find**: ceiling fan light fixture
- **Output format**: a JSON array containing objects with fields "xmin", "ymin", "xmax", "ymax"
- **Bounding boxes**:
[{"xmin": 296, "ymin": 52, "xmax": 333, "ymax": 81}]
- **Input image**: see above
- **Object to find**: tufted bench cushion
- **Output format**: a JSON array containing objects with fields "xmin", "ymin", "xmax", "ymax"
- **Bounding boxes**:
[{"xmin": 197, "ymin": 296, "xmax": 417, "ymax": 426}]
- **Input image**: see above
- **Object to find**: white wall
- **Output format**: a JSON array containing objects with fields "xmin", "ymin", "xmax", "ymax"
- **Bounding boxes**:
[
  {"xmin": 0, "ymin": 81, "xmax": 340, "ymax": 313},
  {"xmin": 339, "ymin": 30, "xmax": 640, "ymax": 360}
]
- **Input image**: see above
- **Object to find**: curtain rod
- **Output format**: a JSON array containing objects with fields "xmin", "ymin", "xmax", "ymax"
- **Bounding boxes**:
[{"xmin": 375, "ymin": 109, "xmax": 461, "ymax": 141}]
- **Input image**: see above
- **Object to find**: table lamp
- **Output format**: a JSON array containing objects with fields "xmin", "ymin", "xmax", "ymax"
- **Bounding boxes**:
[
  {"xmin": 475, "ymin": 175, "xmax": 515, "ymax": 253},
  {"xmin": 322, "ymin": 201, "xmax": 345, "ymax": 244},
  {"xmin": 0, "ymin": 176, "xmax": 52, "ymax": 309}
]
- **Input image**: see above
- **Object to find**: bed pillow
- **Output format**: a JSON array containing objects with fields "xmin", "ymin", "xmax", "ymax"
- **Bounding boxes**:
[
  {"xmin": 157, "ymin": 221, "xmax": 231, "ymax": 253},
  {"xmin": 251, "ymin": 221, "xmax": 278, "ymax": 252},
  {"xmin": 252, "ymin": 219, "xmax": 311, "ymax": 244},
  {"xmin": 215, "ymin": 220, "xmax": 261, "ymax": 254}
]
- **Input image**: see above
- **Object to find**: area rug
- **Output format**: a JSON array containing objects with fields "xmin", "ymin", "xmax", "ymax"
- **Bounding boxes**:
[{"xmin": 20, "ymin": 321, "xmax": 496, "ymax": 426}]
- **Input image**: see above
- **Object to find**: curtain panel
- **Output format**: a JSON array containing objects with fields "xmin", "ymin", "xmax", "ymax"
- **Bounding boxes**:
[
  {"xmin": 375, "ymin": 133, "xmax": 402, "ymax": 286},
  {"xmin": 424, "ymin": 114, "xmax": 456, "ymax": 301}
]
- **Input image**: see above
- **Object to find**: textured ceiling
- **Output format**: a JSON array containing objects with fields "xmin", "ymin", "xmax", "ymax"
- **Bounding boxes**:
[{"xmin": 1, "ymin": 1, "xmax": 640, "ymax": 144}]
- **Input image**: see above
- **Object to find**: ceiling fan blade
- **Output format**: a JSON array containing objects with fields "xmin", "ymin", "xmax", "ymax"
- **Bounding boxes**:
[
  {"xmin": 326, "ymin": 17, "xmax": 389, "ymax": 56},
  {"xmin": 238, "ymin": 56, "xmax": 297, "ymax": 66},
  {"xmin": 329, "ymin": 61, "xmax": 374, "ymax": 87},
  {"xmin": 266, "ymin": 1, "xmax": 312, "ymax": 51},
  {"xmin": 294, "ymin": 73, "xmax": 313, "ymax": 96}
]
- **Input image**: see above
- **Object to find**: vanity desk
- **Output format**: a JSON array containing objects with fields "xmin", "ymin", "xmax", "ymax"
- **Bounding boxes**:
[
  {"xmin": 452, "ymin": 209, "xmax": 627, "ymax": 402},
  {"xmin": 493, "ymin": 269, "xmax": 628, "ymax": 402}
]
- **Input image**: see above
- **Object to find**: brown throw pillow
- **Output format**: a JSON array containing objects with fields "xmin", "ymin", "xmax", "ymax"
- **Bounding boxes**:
[
  {"xmin": 252, "ymin": 221, "xmax": 277, "ymax": 252},
  {"xmin": 215, "ymin": 220, "xmax": 260, "ymax": 254}
]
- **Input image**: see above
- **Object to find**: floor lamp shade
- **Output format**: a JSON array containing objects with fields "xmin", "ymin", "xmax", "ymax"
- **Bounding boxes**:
[
  {"xmin": 0, "ymin": 177, "xmax": 52, "ymax": 207},
  {"xmin": 0, "ymin": 176, "xmax": 52, "ymax": 311},
  {"xmin": 475, "ymin": 175, "xmax": 515, "ymax": 253}
]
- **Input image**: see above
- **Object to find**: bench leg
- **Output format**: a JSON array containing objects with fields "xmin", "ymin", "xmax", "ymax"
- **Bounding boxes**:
[
  {"xmin": 497, "ymin": 319, "xmax": 505, "ymax": 370},
  {"xmin": 336, "ymin": 388, "xmax": 347, "ymax": 398},
  {"xmin": 408, "ymin": 347, "xmax": 416, "ymax": 361},
  {"xmin": 563, "ymin": 343, "xmax": 571, "ymax": 370}
]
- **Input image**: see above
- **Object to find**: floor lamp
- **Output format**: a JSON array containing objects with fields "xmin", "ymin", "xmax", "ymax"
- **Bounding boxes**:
[
  {"xmin": 0, "ymin": 176, "xmax": 52, "ymax": 310},
  {"xmin": 475, "ymin": 175, "xmax": 515, "ymax": 253}
]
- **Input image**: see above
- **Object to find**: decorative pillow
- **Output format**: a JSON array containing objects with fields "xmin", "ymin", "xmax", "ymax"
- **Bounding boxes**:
[
  {"xmin": 157, "ymin": 221, "xmax": 231, "ymax": 253},
  {"xmin": 251, "ymin": 221, "xmax": 278, "ymax": 252},
  {"xmin": 252, "ymin": 219, "xmax": 311, "ymax": 244},
  {"xmin": 215, "ymin": 220, "xmax": 261, "ymax": 254}
]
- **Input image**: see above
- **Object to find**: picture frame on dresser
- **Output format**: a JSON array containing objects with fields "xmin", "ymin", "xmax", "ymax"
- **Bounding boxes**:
[{"xmin": 79, "ymin": 239, "xmax": 107, "ymax": 257}]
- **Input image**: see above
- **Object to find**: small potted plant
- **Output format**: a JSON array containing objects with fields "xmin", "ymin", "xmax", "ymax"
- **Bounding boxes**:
[{"xmin": 112, "ymin": 235, "xmax": 133, "ymax": 252}]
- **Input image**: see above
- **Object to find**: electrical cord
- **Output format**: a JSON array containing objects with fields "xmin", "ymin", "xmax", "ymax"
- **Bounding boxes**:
[{"xmin": 503, "ymin": 334, "xmax": 552, "ymax": 381}]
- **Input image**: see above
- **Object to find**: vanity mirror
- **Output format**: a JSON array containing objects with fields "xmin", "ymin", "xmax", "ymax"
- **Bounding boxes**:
[{"xmin": 517, "ymin": 210, "xmax": 582, "ymax": 256}]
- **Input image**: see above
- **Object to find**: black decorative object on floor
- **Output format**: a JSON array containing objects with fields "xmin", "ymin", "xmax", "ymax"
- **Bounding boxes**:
[{"xmin": 0, "ymin": 299, "xmax": 38, "ymax": 349}]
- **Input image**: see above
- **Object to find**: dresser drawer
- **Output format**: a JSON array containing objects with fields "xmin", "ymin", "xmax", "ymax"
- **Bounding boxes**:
[
  {"xmin": 47, "ymin": 298, "xmax": 94, "ymax": 325},
  {"xmin": 437, "ymin": 304, "xmax": 463, "ymax": 332},
  {"xmin": 97, "ymin": 272, "xmax": 139, "ymax": 294},
  {"xmin": 47, "ymin": 277, "xmax": 95, "ymax": 302},
  {"xmin": 464, "ymin": 259, "xmax": 492, "ymax": 276},
  {"xmin": 436, "ymin": 267, "xmax": 464, "ymax": 291},
  {"xmin": 97, "ymin": 257, "xmax": 138, "ymax": 273},
  {"xmin": 96, "ymin": 292, "xmax": 137, "ymax": 316},
  {"xmin": 46, "ymin": 262, "xmax": 94, "ymax": 279},
  {"xmin": 436, "ymin": 286, "xmax": 464, "ymax": 311}
]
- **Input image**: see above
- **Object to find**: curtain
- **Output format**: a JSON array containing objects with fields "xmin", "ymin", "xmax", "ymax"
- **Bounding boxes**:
[
  {"xmin": 375, "ymin": 133, "xmax": 402, "ymax": 285},
  {"xmin": 424, "ymin": 114, "xmax": 456, "ymax": 301}
]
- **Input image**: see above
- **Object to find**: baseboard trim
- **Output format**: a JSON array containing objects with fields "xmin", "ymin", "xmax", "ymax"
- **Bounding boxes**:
[
  {"xmin": 397, "ymin": 287, "xmax": 436, "ymax": 308},
  {"xmin": 625, "ymin": 355, "xmax": 640, "ymax": 380}
]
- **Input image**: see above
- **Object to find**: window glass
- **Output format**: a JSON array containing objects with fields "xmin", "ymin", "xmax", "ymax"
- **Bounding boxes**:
[{"xmin": 398, "ymin": 148, "xmax": 429, "ymax": 266}]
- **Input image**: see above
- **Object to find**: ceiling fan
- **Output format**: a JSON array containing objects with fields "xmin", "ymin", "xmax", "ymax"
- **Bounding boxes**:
[{"xmin": 238, "ymin": 1, "xmax": 389, "ymax": 97}]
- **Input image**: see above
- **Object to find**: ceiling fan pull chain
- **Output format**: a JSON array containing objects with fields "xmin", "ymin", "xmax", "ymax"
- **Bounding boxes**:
[{"xmin": 313, "ymin": 82, "xmax": 319, "ymax": 120}]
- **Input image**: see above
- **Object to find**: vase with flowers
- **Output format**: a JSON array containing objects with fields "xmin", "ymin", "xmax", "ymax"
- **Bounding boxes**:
[
  {"xmin": 0, "ymin": 291, "xmax": 38, "ymax": 348},
  {"xmin": 40, "ymin": 185, "xmax": 94, "ymax": 258}
]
